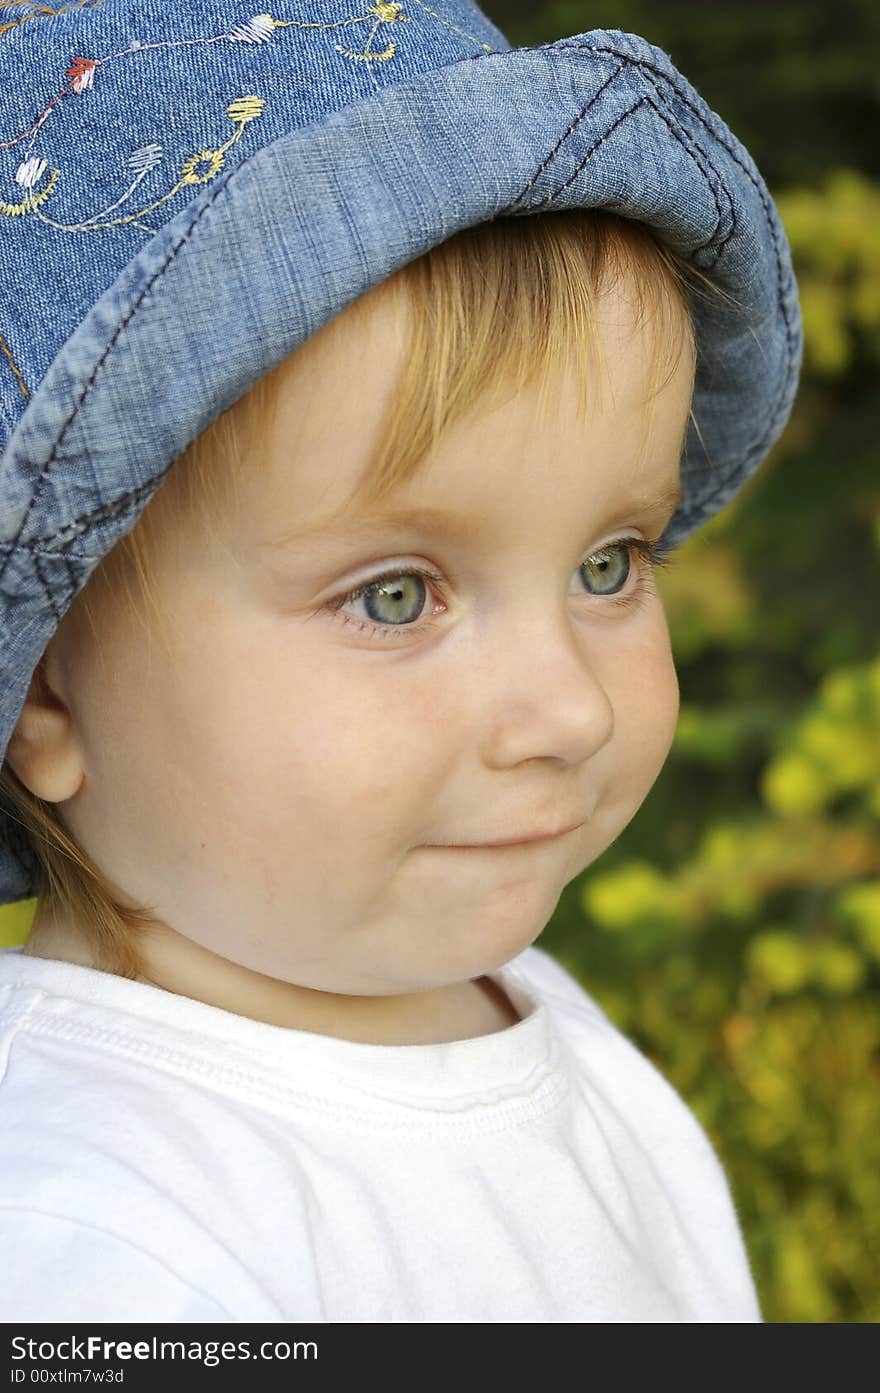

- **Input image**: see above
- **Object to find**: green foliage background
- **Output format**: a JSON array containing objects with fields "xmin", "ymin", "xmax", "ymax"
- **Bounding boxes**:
[{"xmin": 1, "ymin": 0, "xmax": 878, "ymax": 1324}]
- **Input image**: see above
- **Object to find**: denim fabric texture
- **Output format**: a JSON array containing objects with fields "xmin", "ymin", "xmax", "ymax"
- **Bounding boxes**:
[{"xmin": 0, "ymin": 1, "xmax": 802, "ymax": 904}]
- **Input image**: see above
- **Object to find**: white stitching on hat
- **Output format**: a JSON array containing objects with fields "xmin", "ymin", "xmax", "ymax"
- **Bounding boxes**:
[
  {"xmin": 0, "ymin": 6, "xmax": 493, "ymax": 233},
  {"xmin": 4, "ymin": 98, "xmax": 267, "ymax": 236}
]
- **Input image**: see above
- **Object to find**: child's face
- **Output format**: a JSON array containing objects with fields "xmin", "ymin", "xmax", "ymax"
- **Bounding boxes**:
[{"xmin": 37, "ymin": 268, "xmax": 693, "ymax": 1028}]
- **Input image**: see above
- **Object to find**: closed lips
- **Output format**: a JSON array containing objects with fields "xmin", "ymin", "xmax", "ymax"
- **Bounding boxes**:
[{"xmin": 426, "ymin": 820, "xmax": 584, "ymax": 848}]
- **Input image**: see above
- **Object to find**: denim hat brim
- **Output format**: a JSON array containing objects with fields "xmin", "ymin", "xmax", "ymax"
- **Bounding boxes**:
[{"xmin": 0, "ymin": 28, "xmax": 802, "ymax": 905}]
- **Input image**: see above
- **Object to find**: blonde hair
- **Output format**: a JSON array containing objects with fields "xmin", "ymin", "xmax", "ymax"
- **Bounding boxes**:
[{"xmin": 1, "ymin": 208, "xmax": 721, "ymax": 979}]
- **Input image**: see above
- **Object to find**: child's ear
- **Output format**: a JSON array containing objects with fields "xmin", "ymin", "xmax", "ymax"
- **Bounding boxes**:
[{"xmin": 5, "ymin": 650, "xmax": 85, "ymax": 804}]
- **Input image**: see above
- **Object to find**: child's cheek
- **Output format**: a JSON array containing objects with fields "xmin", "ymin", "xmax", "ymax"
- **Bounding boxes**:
[{"xmin": 618, "ymin": 638, "xmax": 680, "ymax": 788}]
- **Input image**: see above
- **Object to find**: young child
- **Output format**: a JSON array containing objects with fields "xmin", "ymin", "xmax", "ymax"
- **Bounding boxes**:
[{"xmin": 0, "ymin": 2, "xmax": 801, "ymax": 1321}]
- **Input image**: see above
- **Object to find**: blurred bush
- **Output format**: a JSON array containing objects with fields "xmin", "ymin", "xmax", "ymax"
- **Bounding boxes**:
[{"xmin": 0, "ymin": 899, "xmax": 34, "ymax": 948}]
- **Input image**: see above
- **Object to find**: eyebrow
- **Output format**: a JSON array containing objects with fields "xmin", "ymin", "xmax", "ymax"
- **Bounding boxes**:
[{"xmin": 262, "ymin": 480, "xmax": 684, "ymax": 551}]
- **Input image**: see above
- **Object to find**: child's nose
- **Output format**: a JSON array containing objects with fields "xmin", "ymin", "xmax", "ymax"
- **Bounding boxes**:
[{"xmin": 476, "ymin": 606, "xmax": 617, "ymax": 770}]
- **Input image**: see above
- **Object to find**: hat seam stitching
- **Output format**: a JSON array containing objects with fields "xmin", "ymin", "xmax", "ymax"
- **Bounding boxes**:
[
  {"xmin": 0, "ymin": 171, "xmax": 236, "ymax": 591},
  {"xmin": 638, "ymin": 68, "xmax": 736, "ymax": 271},
  {"xmin": 552, "ymin": 41, "xmax": 797, "ymax": 359},
  {"xmin": 2, "ymin": 469, "xmax": 178, "ymax": 560},
  {"xmin": 544, "ymin": 44, "xmax": 799, "ymax": 518},
  {"xmin": 503, "ymin": 58, "xmax": 630, "ymax": 212},
  {"xmin": 506, "ymin": 62, "xmax": 729, "ymax": 264},
  {"xmin": 503, "ymin": 69, "xmax": 786, "ymax": 518}
]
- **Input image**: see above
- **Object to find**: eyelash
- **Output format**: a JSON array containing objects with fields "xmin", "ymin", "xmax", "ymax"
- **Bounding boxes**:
[{"xmin": 326, "ymin": 536, "xmax": 676, "ymax": 642}]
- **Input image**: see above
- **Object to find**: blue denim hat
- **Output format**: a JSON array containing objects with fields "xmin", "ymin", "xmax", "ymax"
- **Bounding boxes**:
[{"xmin": 0, "ymin": 1, "xmax": 802, "ymax": 906}]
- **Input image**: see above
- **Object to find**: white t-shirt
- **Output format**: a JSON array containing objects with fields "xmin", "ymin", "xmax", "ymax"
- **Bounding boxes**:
[{"xmin": 0, "ymin": 941, "xmax": 761, "ymax": 1322}]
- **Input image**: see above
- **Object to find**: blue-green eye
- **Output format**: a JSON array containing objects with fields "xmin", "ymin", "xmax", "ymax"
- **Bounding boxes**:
[
  {"xmin": 349, "ymin": 572, "xmax": 427, "ymax": 627},
  {"xmin": 579, "ymin": 541, "xmax": 631, "ymax": 596}
]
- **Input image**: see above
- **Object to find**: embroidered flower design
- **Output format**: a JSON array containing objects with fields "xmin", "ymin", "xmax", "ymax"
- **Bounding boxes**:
[
  {"xmin": 179, "ymin": 96, "xmax": 265, "ymax": 185},
  {"xmin": 229, "ymin": 14, "xmax": 277, "ymax": 44},
  {"xmin": 1, "ymin": 6, "xmax": 496, "ymax": 233},
  {"xmin": 127, "ymin": 144, "xmax": 163, "ymax": 177},
  {"xmin": 371, "ymin": 2, "xmax": 404, "ymax": 21},
  {"xmin": 15, "ymin": 156, "xmax": 47, "ymax": 190},
  {"xmin": 225, "ymin": 96, "xmax": 266, "ymax": 124},
  {"xmin": 73, "ymin": 144, "xmax": 165, "ymax": 228},
  {"xmin": 67, "ymin": 56, "xmax": 98, "ymax": 92},
  {"xmin": 180, "ymin": 148, "xmax": 226, "ymax": 186}
]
